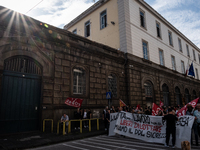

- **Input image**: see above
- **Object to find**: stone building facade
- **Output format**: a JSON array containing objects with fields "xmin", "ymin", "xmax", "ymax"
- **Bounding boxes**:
[{"xmin": 0, "ymin": 6, "xmax": 199, "ymax": 133}]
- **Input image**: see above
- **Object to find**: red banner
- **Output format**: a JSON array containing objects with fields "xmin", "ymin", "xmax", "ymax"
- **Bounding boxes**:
[
  {"xmin": 152, "ymin": 103, "xmax": 163, "ymax": 116},
  {"xmin": 65, "ymin": 97, "xmax": 83, "ymax": 108},
  {"xmin": 135, "ymin": 104, "xmax": 141, "ymax": 110},
  {"xmin": 119, "ymin": 99, "xmax": 126, "ymax": 107},
  {"xmin": 159, "ymin": 101, "xmax": 164, "ymax": 108},
  {"xmin": 177, "ymin": 97, "xmax": 199, "ymax": 117}
]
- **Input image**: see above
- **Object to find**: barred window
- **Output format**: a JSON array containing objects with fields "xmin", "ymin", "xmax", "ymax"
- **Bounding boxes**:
[
  {"xmin": 108, "ymin": 74, "xmax": 117, "ymax": 98},
  {"xmin": 144, "ymin": 81, "xmax": 153, "ymax": 97},
  {"xmin": 73, "ymin": 68, "xmax": 86, "ymax": 94}
]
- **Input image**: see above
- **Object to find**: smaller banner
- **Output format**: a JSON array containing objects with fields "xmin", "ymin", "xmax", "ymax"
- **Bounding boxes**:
[
  {"xmin": 135, "ymin": 104, "xmax": 141, "ymax": 110},
  {"xmin": 119, "ymin": 99, "xmax": 126, "ymax": 107},
  {"xmin": 152, "ymin": 103, "xmax": 163, "ymax": 116},
  {"xmin": 177, "ymin": 97, "xmax": 199, "ymax": 117},
  {"xmin": 159, "ymin": 101, "xmax": 164, "ymax": 108},
  {"xmin": 65, "ymin": 97, "xmax": 83, "ymax": 108}
]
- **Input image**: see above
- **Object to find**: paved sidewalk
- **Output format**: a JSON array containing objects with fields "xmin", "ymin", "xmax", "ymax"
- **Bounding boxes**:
[{"xmin": 0, "ymin": 130, "xmax": 106, "ymax": 150}]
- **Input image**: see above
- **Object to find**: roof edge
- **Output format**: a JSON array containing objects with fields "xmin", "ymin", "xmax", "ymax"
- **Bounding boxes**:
[{"xmin": 64, "ymin": 0, "xmax": 110, "ymax": 29}]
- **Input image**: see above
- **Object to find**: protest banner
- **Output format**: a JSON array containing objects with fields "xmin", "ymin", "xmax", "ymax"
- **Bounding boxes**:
[
  {"xmin": 109, "ymin": 112, "xmax": 119, "ymax": 136},
  {"xmin": 119, "ymin": 99, "xmax": 126, "ymax": 107},
  {"xmin": 112, "ymin": 112, "xmax": 194, "ymax": 148},
  {"xmin": 152, "ymin": 103, "xmax": 163, "ymax": 116},
  {"xmin": 65, "ymin": 97, "xmax": 83, "ymax": 108},
  {"xmin": 177, "ymin": 97, "xmax": 199, "ymax": 117},
  {"xmin": 160, "ymin": 101, "xmax": 164, "ymax": 107}
]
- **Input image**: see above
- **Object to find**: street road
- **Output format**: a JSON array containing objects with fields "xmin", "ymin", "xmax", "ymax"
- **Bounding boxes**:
[{"xmin": 28, "ymin": 135, "xmax": 200, "ymax": 150}]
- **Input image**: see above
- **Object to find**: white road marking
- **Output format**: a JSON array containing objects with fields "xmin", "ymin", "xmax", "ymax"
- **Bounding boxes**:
[
  {"xmin": 95, "ymin": 136, "xmax": 165, "ymax": 147},
  {"xmin": 86, "ymin": 138, "xmax": 166, "ymax": 150},
  {"xmin": 79, "ymin": 140, "xmax": 137, "ymax": 150},
  {"xmin": 62, "ymin": 143, "xmax": 89, "ymax": 150},
  {"xmin": 72, "ymin": 141, "xmax": 111, "ymax": 150}
]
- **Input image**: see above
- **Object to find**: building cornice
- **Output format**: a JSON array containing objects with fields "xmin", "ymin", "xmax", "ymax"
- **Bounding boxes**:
[
  {"xmin": 137, "ymin": 0, "xmax": 200, "ymax": 52},
  {"xmin": 64, "ymin": 0, "xmax": 110, "ymax": 30}
]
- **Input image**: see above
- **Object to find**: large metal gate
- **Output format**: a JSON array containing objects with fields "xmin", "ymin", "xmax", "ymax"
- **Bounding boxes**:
[{"xmin": 0, "ymin": 56, "xmax": 42, "ymax": 134}]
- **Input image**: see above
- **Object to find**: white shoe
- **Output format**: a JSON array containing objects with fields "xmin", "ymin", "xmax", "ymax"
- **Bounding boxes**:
[
  {"xmin": 75, "ymin": 127, "xmax": 76, "ymax": 130},
  {"xmin": 164, "ymin": 144, "xmax": 169, "ymax": 147}
]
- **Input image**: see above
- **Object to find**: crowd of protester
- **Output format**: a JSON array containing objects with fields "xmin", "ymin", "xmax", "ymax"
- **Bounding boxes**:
[
  {"xmin": 60, "ymin": 108, "xmax": 92, "ymax": 134},
  {"xmin": 104, "ymin": 103, "xmax": 200, "ymax": 146}
]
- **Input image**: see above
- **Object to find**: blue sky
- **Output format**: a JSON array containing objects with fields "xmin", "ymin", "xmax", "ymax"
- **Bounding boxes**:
[{"xmin": 0, "ymin": 0, "xmax": 200, "ymax": 48}]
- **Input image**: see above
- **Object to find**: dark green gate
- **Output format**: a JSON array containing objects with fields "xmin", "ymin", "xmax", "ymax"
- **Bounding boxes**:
[{"xmin": 0, "ymin": 56, "xmax": 42, "ymax": 134}]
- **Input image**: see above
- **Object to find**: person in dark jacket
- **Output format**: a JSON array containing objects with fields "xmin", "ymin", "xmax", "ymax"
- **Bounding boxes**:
[
  {"xmin": 74, "ymin": 108, "xmax": 81, "ymax": 130},
  {"xmin": 163, "ymin": 108, "xmax": 178, "ymax": 148},
  {"xmin": 106, "ymin": 109, "xmax": 110, "ymax": 135}
]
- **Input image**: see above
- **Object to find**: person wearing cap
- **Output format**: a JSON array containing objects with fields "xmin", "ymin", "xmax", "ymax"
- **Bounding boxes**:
[{"xmin": 162, "ymin": 108, "xmax": 178, "ymax": 148}]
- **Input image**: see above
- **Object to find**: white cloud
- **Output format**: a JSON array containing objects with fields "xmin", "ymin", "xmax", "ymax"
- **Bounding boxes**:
[
  {"xmin": 33, "ymin": 0, "xmax": 94, "ymax": 28},
  {"xmin": 0, "ymin": 0, "xmax": 95, "ymax": 28},
  {"xmin": 146, "ymin": 0, "xmax": 200, "ymax": 48}
]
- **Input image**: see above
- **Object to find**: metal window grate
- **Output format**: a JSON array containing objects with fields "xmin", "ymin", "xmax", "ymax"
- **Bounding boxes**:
[
  {"xmin": 73, "ymin": 68, "xmax": 86, "ymax": 94},
  {"xmin": 108, "ymin": 74, "xmax": 117, "ymax": 98},
  {"xmin": 144, "ymin": 81, "xmax": 153, "ymax": 97},
  {"xmin": 4, "ymin": 56, "xmax": 42, "ymax": 75}
]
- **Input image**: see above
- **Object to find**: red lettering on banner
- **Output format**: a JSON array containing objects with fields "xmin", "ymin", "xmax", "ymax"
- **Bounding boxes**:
[
  {"xmin": 133, "ymin": 122, "xmax": 162, "ymax": 133},
  {"xmin": 120, "ymin": 120, "xmax": 133, "ymax": 127},
  {"xmin": 65, "ymin": 97, "xmax": 83, "ymax": 108}
]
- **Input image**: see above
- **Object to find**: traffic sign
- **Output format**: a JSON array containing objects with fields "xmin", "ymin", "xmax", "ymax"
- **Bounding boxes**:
[{"xmin": 106, "ymin": 92, "xmax": 111, "ymax": 99}]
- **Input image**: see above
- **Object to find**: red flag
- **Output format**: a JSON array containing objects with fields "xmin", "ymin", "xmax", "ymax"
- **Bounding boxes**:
[
  {"xmin": 152, "ymin": 103, "xmax": 163, "ymax": 116},
  {"xmin": 135, "ymin": 104, "xmax": 141, "ymax": 110},
  {"xmin": 65, "ymin": 97, "xmax": 83, "ymax": 108},
  {"xmin": 119, "ymin": 99, "xmax": 126, "ymax": 107},
  {"xmin": 160, "ymin": 101, "xmax": 164, "ymax": 107},
  {"xmin": 177, "ymin": 97, "xmax": 199, "ymax": 117}
]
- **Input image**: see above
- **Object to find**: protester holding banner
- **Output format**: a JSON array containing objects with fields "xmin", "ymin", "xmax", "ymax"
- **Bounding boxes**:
[
  {"xmin": 193, "ymin": 103, "xmax": 200, "ymax": 146},
  {"xmin": 163, "ymin": 108, "xmax": 178, "ymax": 148},
  {"xmin": 106, "ymin": 109, "xmax": 110, "ymax": 135},
  {"xmin": 74, "ymin": 108, "xmax": 81, "ymax": 130},
  {"xmin": 102, "ymin": 106, "xmax": 108, "ymax": 131}
]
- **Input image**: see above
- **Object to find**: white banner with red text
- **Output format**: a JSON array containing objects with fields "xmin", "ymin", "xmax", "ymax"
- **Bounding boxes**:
[{"xmin": 110, "ymin": 112, "xmax": 194, "ymax": 148}]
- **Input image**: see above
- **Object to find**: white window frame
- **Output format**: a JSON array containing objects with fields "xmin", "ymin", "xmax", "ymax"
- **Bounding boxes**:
[
  {"xmin": 193, "ymin": 49, "xmax": 196, "ymax": 61},
  {"xmin": 181, "ymin": 60, "xmax": 185, "ymax": 74},
  {"xmin": 85, "ymin": 20, "xmax": 90, "ymax": 37},
  {"xmin": 171, "ymin": 55, "xmax": 176, "ymax": 71},
  {"xmin": 178, "ymin": 38, "xmax": 182, "ymax": 52},
  {"xmin": 140, "ymin": 9, "xmax": 146, "ymax": 28},
  {"xmin": 100, "ymin": 10, "xmax": 107, "ymax": 29},
  {"xmin": 142, "ymin": 40, "xmax": 149, "ymax": 60},
  {"xmin": 73, "ymin": 68, "xmax": 85, "ymax": 94},
  {"xmin": 156, "ymin": 21, "xmax": 161, "ymax": 38},
  {"xmin": 196, "ymin": 68, "xmax": 199, "ymax": 79},
  {"xmin": 72, "ymin": 29, "xmax": 77, "ymax": 34},
  {"xmin": 159, "ymin": 49, "xmax": 164, "ymax": 66},
  {"xmin": 168, "ymin": 31, "xmax": 173, "ymax": 46}
]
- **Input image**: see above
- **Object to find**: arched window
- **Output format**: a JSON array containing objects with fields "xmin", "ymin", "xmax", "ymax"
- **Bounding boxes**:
[
  {"xmin": 162, "ymin": 84, "xmax": 170, "ymax": 106},
  {"xmin": 144, "ymin": 81, "xmax": 154, "ymax": 107},
  {"xmin": 175, "ymin": 86, "xmax": 182, "ymax": 106},
  {"xmin": 193, "ymin": 90, "xmax": 197, "ymax": 100},
  {"xmin": 73, "ymin": 67, "xmax": 86, "ymax": 94},
  {"xmin": 185, "ymin": 88, "xmax": 190, "ymax": 103},
  {"xmin": 108, "ymin": 74, "xmax": 117, "ymax": 98}
]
